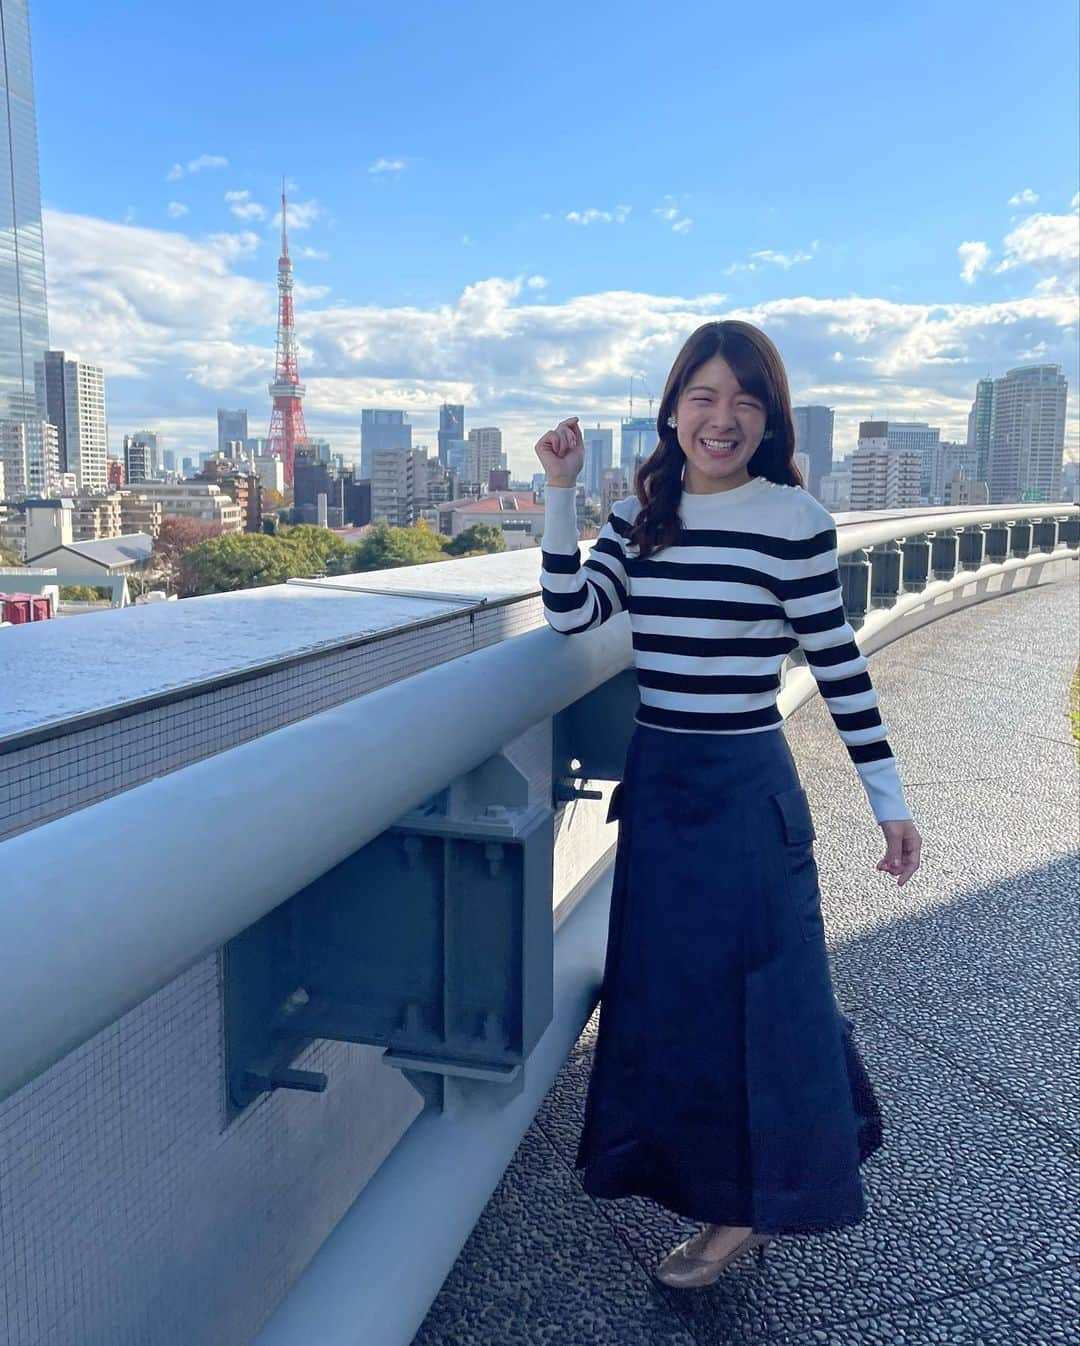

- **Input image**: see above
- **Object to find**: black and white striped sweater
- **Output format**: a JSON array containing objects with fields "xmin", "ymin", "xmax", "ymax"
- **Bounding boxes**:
[{"xmin": 540, "ymin": 476, "xmax": 911, "ymax": 823}]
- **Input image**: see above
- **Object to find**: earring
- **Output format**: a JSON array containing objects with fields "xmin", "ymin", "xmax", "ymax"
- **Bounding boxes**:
[
  {"xmin": 666, "ymin": 414, "xmax": 677, "ymax": 429},
  {"xmin": 763, "ymin": 430, "xmax": 773, "ymax": 440}
]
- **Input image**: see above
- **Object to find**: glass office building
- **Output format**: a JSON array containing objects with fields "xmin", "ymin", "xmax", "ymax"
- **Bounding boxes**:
[{"xmin": 0, "ymin": 0, "xmax": 50, "ymax": 419}]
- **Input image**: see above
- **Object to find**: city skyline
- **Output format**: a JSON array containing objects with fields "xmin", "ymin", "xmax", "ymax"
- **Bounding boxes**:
[{"xmin": 25, "ymin": 0, "xmax": 1080, "ymax": 476}]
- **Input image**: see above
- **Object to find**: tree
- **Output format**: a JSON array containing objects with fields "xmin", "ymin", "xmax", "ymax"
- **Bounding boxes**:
[
  {"xmin": 351, "ymin": 521, "xmax": 451, "ymax": 572},
  {"xmin": 277, "ymin": 523, "xmax": 355, "ymax": 575},
  {"xmin": 443, "ymin": 524, "xmax": 508, "ymax": 557},
  {"xmin": 0, "ymin": 542, "xmax": 21, "ymax": 567},
  {"xmin": 261, "ymin": 488, "xmax": 285, "ymax": 512},
  {"xmin": 178, "ymin": 533, "xmax": 302, "ymax": 597},
  {"xmin": 153, "ymin": 515, "xmax": 225, "ymax": 590},
  {"xmin": 59, "ymin": 584, "xmax": 110, "ymax": 602}
]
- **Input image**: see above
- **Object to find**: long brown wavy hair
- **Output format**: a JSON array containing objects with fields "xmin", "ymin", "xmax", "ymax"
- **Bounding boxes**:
[{"xmin": 628, "ymin": 320, "xmax": 802, "ymax": 558}]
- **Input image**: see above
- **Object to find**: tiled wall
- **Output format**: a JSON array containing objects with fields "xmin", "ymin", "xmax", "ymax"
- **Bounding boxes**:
[
  {"xmin": 0, "ymin": 596, "xmax": 620, "ymax": 1346},
  {"xmin": 0, "ymin": 956, "xmax": 423, "ymax": 1346}
]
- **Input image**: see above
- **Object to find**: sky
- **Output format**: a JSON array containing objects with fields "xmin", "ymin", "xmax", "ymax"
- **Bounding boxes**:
[{"xmin": 30, "ymin": 0, "xmax": 1080, "ymax": 477}]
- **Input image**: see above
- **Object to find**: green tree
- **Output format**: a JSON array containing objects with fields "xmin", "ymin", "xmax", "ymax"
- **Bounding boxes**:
[
  {"xmin": 0, "ymin": 543, "xmax": 21, "ymax": 567},
  {"xmin": 60, "ymin": 585, "xmax": 111, "ymax": 601},
  {"xmin": 179, "ymin": 533, "xmax": 304, "ymax": 597},
  {"xmin": 351, "ymin": 521, "xmax": 451, "ymax": 572},
  {"xmin": 443, "ymin": 524, "xmax": 508, "ymax": 557},
  {"xmin": 277, "ymin": 523, "xmax": 355, "ymax": 575}
]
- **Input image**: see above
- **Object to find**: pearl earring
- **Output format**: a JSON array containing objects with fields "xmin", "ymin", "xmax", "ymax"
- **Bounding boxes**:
[
  {"xmin": 763, "ymin": 430, "xmax": 773, "ymax": 440},
  {"xmin": 666, "ymin": 414, "xmax": 677, "ymax": 429}
]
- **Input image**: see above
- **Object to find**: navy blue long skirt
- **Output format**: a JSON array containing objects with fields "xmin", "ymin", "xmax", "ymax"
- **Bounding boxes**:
[{"xmin": 575, "ymin": 722, "xmax": 883, "ymax": 1235}]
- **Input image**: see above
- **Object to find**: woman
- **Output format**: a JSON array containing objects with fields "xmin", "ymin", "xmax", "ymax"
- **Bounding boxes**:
[{"xmin": 534, "ymin": 320, "xmax": 922, "ymax": 1289}]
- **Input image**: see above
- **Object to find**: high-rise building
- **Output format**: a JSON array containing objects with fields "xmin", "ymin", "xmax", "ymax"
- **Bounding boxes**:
[
  {"xmin": 792, "ymin": 406, "xmax": 834, "ymax": 497},
  {"xmin": 0, "ymin": 0, "xmax": 50, "ymax": 421},
  {"xmin": 217, "ymin": 409, "xmax": 248, "ymax": 456},
  {"xmin": 252, "ymin": 454, "xmax": 285, "ymax": 495},
  {"xmin": 360, "ymin": 409, "xmax": 412, "ymax": 479},
  {"xmin": 35, "ymin": 350, "xmax": 66, "ymax": 471},
  {"xmin": 886, "ymin": 422, "xmax": 940, "ymax": 500},
  {"xmin": 437, "ymin": 403, "xmax": 465, "ymax": 468},
  {"xmin": 35, "ymin": 352, "xmax": 108, "ymax": 494},
  {"xmin": 370, "ymin": 446, "xmax": 430, "ymax": 527},
  {"xmin": 620, "ymin": 416, "xmax": 655, "ymax": 475},
  {"xmin": 467, "ymin": 427, "xmax": 504, "ymax": 486},
  {"xmin": 444, "ymin": 438, "xmax": 472, "ymax": 483},
  {"xmin": 966, "ymin": 378, "xmax": 994, "ymax": 486},
  {"xmin": 125, "ymin": 433, "xmax": 154, "ymax": 487},
  {"xmin": 0, "ymin": 416, "xmax": 58, "ymax": 498},
  {"xmin": 850, "ymin": 423, "xmax": 921, "ymax": 510},
  {"xmin": 986, "ymin": 365, "xmax": 1068, "ymax": 504},
  {"xmin": 929, "ymin": 441, "xmax": 979, "ymax": 505},
  {"xmin": 582, "ymin": 426, "xmax": 613, "ymax": 496},
  {"xmin": 129, "ymin": 430, "xmax": 159, "ymax": 471}
]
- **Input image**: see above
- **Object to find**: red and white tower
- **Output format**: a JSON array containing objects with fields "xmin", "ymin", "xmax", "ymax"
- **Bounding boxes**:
[{"xmin": 265, "ymin": 181, "xmax": 309, "ymax": 485}]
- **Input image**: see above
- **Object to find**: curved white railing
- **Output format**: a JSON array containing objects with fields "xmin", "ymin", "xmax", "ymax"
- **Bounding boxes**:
[{"xmin": 0, "ymin": 499, "xmax": 1075, "ymax": 1107}]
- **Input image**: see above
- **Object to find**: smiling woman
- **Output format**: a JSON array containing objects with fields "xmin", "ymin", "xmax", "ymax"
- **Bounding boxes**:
[{"xmin": 535, "ymin": 316, "xmax": 922, "ymax": 1287}]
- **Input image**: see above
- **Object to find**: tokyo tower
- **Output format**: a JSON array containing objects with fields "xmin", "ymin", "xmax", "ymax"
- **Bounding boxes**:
[{"xmin": 265, "ymin": 181, "xmax": 309, "ymax": 486}]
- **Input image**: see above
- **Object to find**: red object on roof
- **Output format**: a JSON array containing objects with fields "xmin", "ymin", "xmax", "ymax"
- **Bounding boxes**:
[
  {"xmin": 1, "ymin": 594, "xmax": 32, "ymax": 624},
  {"xmin": 0, "ymin": 592, "xmax": 54, "ymax": 623}
]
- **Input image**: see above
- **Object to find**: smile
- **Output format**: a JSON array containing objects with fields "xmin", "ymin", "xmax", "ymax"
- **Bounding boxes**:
[{"xmin": 701, "ymin": 438, "xmax": 738, "ymax": 457}]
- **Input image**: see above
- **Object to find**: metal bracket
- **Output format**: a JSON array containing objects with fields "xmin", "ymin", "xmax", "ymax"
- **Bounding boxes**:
[{"xmin": 223, "ymin": 752, "xmax": 554, "ymax": 1117}]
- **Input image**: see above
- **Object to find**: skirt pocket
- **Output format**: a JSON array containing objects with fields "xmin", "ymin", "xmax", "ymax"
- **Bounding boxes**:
[{"xmin": 770, "ymin": 785, "xmax": 825, "ymax": 942}]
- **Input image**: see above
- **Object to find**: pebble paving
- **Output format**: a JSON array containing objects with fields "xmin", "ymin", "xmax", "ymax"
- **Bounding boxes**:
[{"xmin": 414, "ymin": 579, "xmax": 1080, "ymax": 1346}]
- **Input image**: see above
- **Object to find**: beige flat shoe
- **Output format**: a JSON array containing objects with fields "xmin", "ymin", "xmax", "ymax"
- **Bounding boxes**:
[{"xmin": 653, "ymin": 1229, "xmax": 772, "ymax": 1289}]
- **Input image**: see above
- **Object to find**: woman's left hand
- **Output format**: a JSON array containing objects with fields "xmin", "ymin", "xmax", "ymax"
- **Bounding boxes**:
[{"xmin": 877, "ymin": 819, "xmax": 922, "ymax": 887}]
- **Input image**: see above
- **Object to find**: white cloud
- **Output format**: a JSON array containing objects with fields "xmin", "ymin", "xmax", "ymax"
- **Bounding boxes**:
[
  {"xmin": 188, "ymin": 154, "xmax": 229, "ymax": 174},
  {"xmin": 166, "ymin": 202, "xmax": 190, "ymax": 220},
  {"xmin": 225, "ymin": 189, "xmax": 268, "ymax": 222},
  {"xmin": 1008, "ymin": 188, "xmax": 1039, "ymax": 206},
  {"xmin": 564, "ymin": 205, "xmax": 631, "ymax": 225},
  {"xmin": 526, "ymin": 275, "xmax": 548, "ymax": 290},
  {"xmin": 653, "ymin": 194, "xmax": 693, "ymax": 234},
  {"xmin": 166, "ymin": 154, "xmax": 229, "ymax": 181},
  {"xmin": 994, "ymin": 208, "xmax": 1080, "ymax": 272},
  {"xmin": 42, "ymin": 210, "xmax": 270, "ymax": 382},
  {"xmin": 297, "ymin": 245, "xmax": 329, "ymax": 261},
  {"xmin": 726, "ymin": 243, "xmax": 818, "ymax": 274},
  {"xmin": 368, "ymin": 158, "xmax": 405, "ymax": 175},
  {"xmin": 40, "ymin": 208, "xmax": 1079, "ymax": 471},
  {"xmin": 272, "ymin": 198, "xmax": 321, "ymax": 231},
  {"xmin": 750, "ymin": 248, "xmax": 814, "ymax": 269},
  {"xmin": 958, "ymin": 240, "xmax": 992, "ymax": 284}
]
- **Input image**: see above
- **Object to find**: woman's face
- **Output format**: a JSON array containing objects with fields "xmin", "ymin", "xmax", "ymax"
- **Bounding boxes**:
[{"xmin": 674, "ymin": 354, "xmax": 768, "ymax": 493}]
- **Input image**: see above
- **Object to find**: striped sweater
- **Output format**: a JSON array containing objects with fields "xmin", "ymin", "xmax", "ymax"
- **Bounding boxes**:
[{"xmin": 540, "ymin": 476, "xmax": 911, "ymax": 824}]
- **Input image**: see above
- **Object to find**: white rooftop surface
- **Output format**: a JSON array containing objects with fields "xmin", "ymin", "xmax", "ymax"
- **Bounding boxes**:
[
  {"xmin": 289, "ymin": 546, "xmax": 543, "ymax": 601},
  {"xmin": 0, "ymin": 580, "xmax": 483, "ymax": 743}
]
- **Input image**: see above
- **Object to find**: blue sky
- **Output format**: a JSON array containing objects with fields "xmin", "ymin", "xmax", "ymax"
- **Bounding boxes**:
[{"xmin": 30, "ymin": 0, "xmax": 1080, "ymax": 472}]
